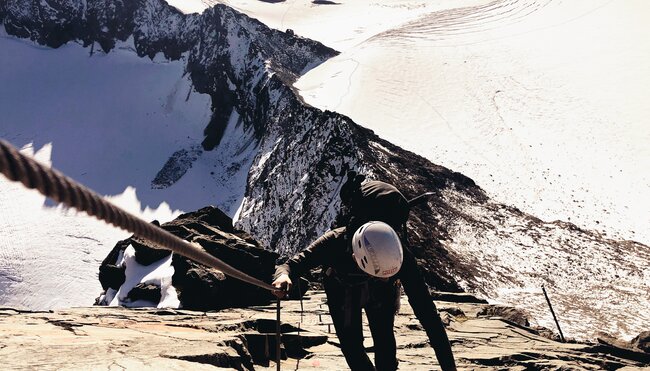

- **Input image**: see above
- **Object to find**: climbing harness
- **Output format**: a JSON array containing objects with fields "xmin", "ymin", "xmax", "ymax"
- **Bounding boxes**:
[{"xmin": 0, "ymin": 139, "xmax": 285, "ymax": 369}]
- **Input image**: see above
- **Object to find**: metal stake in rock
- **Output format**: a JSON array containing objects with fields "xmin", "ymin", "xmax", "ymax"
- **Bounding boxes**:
[
  {"xmin": 276, "ymin": 298, "xmax": 282, "ymax": 371},
  {"xmin": 542, "ymin": 285, "xmax": 566, "ymax": 343}
]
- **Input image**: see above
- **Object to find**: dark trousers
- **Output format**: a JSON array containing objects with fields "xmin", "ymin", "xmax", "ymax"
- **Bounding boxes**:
[{"xmin": 324, "ymin": 277, "xmax": 400, "ymax": 371}]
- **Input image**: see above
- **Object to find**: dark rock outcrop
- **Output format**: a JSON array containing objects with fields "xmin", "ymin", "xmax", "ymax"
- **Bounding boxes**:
[
  {"xmin": 97, "ymin": 206, "xmax": 279, "ymax": 310},
  {"xmin": 632, "ymin": 331, "xmax": 650, "ymax": 353},
  {"xmin": 127, "ymin": 283, "xmax": 162, "ymax": 303},
  {"xmin": 97, "ymin": 238, "xmax": 130, "ymax": 291},
  {"xmin": 97, "ymin": 263, "xmax": 126, "ymax": 292},
  {"xmin": 477, "ymin": 304, "xmax": 530, "ymax": 327},
  {"xmin": 130, "ymin": 220, "xmax": 171, "ymax": 265},
  {"xmin": 151, "ymin": 145, "xmax": 203, "ymax": 189},
  {"xmin": 84, "ymin": 0, "xmax": 138, "ymax": 52}
]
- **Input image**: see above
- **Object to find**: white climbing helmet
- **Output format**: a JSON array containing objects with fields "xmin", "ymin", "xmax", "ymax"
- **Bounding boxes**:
[{"xmin": 352, "ymin": 221, "xmax": 403, "ymax": 278}]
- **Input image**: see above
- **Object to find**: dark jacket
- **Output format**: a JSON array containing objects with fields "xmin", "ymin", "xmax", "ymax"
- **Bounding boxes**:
[{"xmin": 275, "ymin": 227, "xmax": 457, "ymax": 370}]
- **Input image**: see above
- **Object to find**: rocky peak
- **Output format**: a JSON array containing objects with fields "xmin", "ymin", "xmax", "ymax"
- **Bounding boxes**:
[
  {"xmin": 185, "ymin": 4, "xmax": 338, "ymax": 149},
  {"xmin": 133, "ymin": 0, "xmax": 199, "ymax": 60}
]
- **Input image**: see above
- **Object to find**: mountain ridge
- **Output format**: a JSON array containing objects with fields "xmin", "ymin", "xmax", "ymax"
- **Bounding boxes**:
[{"xmin": 1, "ymin": 0, "xmax": 648, "ymax": 341}]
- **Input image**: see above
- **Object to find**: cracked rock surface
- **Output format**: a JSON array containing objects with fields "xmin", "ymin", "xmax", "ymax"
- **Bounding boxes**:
[{"xmin": 1, "ymin": 292, "xmax": 647, "ymax": 370}]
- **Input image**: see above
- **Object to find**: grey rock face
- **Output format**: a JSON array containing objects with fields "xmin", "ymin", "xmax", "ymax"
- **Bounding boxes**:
[
  {"xmin": 84, "ymin": 0, "xmax": 138, "ymax": 52},
  {"xmin": 151, "ymin": 145, "xmax": 203, "ymax": 189},
  {"xmin": 4, "ymin": 0, "xmax": 84, "ymax": 47},
  {"xmin": 632, "ymin": 331, "xmax": 650, "ymax": 353},
  {"xmin": 132, "ymin": 0, "xmax": 198, "ymax": 60}
]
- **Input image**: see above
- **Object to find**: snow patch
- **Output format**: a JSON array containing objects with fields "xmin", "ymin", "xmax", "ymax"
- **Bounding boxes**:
[
  {"xmin": 164, "ymin": 0, "xmax": 209, "ymax": 15},
  {"xmin": 107, "ymin": 244, "xmax": 179, "ymax": 308}
]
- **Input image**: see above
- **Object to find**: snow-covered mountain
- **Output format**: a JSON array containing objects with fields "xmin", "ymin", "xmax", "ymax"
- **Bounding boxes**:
[
  {"xmin": 1, "ymin": 0, "xmax": 648, "ymax": 342},
  {"xmin": 217, "ymin": 0, "xmax": 650, "ymax": 247}
]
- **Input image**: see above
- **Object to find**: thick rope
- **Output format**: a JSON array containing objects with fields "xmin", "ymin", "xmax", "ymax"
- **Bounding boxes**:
[{"xmin": 0, "ymin": 139, "xmax": 276, "ymax": 292}]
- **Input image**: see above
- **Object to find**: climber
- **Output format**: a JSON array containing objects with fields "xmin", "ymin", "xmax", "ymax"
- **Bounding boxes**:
[{"xmin": 272, "ymin": 172, "xmax": 457, "ymax": 371}]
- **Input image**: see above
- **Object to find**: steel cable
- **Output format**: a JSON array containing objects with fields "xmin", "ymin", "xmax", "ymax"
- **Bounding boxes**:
[{"xmin": 0, "ymin": 139, "xmax": 276, "ymax": 292}]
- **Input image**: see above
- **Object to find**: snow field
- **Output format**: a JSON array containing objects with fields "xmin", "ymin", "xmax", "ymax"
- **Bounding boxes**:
[
  {"xmin": 174, "ymin": 0, "xmax": 649, "ymax": 244},
  {"xmin": 293, "ymin": 0, "xmax": 650, "ymax": 244},
  {"xmin": 0, "ymin": 34, "xmax": 254, "ymax": 309}
]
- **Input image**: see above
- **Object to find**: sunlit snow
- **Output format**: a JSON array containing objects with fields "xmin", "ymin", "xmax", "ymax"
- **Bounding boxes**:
[
  {"xmin": 200, "ymin": 0, "xmax": 650, "ymax": 243},
  {"xmin": 0, "ymin": 33, "xmax": 254, "ymax": 309},
  {"xmin": 104, "ymin": 244, "xmax": 180, "ymax": 308},
  {"xmin": 293, "ymin": 0, "xmax": 649, "ymax": 246}
]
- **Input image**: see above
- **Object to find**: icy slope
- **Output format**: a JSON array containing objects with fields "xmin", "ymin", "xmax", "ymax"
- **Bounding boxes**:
[
  {"xmin": 218, "ymin": 0, "xmax": 650, "ymax": 246},
  {"xmin": 437, "ymin": 189, "xmax": 649, "ymax": 341}
]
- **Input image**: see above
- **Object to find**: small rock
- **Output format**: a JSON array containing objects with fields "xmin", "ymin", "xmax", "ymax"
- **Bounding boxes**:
[
  {"xmin": 477, "ymin": 305, "xmax": 530, "ymax": 327},
  {"xmin": 631, "ymin": 330, "xmax": 650, "ymax": 353},
  {"xmin": 98, "ymin": 264, "xmax": 125, "ymax": 291},
  {"xmin": 439, "ymin": 306, "xmax": 465, "ymax": 317},
  {"xmin": 127, "ymin": 283, "xmax": 162, "ymax": 304}
]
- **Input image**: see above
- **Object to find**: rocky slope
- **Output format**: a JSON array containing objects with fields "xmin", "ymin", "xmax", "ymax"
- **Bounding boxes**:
[
  {"xmin": 1, "ymin": 291, "xmax": 648, "ymax": 370},
  {"xmin": 95, "ymin": 206, "xmax": 307, "ymax": 311},
  {"xmin": 2, "ymin": 0, "xmax": 649, "ymax": 340}
]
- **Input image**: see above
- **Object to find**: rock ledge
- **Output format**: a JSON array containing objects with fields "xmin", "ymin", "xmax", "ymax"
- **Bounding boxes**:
[{"xmin": 1, "ymin": 291, "xmax": 648, "ymax": 370}]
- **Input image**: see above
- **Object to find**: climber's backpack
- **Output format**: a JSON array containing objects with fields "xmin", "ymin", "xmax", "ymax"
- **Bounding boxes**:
[{"xmin": 340, "ymin": 171, "xmax": 411, "ymax": 230}]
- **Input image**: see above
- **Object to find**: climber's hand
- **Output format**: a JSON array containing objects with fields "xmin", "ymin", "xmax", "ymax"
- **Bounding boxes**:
[{"xmin": 272, "ymin": 274, "xmax": 292, "ymax": 299}]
